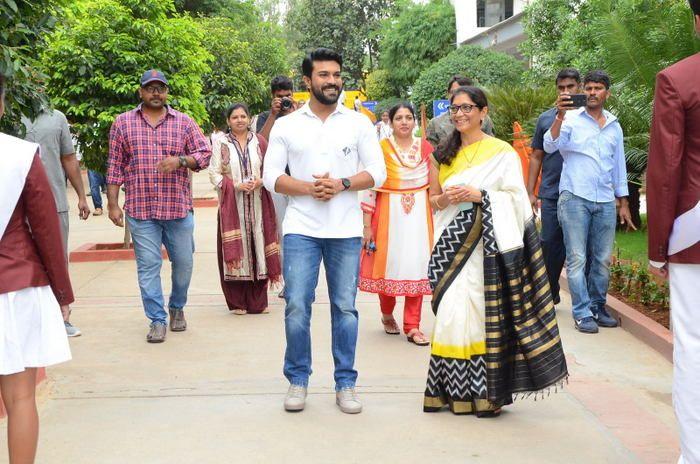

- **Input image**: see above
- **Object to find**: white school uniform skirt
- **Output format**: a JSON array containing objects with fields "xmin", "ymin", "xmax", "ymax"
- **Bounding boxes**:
[{"xmin": 0, "ymin": 286, "xmax": 72, "ymax": 375}]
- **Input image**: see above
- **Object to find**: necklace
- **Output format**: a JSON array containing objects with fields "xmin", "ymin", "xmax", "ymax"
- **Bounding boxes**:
[{"xmin": 463, "ymin": 136, "xmax": 486, "ymax": 168}]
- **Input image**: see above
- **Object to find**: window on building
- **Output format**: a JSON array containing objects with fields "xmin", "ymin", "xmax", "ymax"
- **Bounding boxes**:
[{"xmin": 477, "ymin": 0, "xmax": 515, "ymax": 27}]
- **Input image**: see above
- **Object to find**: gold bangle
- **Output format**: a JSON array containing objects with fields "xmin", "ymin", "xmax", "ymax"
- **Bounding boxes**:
[{"xmin": 434, "ymin": 196, "xmax": 446, "ymax": 210}]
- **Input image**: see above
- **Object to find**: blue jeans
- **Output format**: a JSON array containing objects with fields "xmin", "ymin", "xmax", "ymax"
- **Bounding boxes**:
[
  {"xmin": 558, "ymin": 191, "xmax": 616, "ymax": 321},
  {"xmin": 126, "ymin": 212, "xmax": 195, "ymax": 325},
  {"xmin": 282, "ymin": 234, "xmax": 362, "ymax": 391},
  {"xmin": 87, "ymin": 170, "xmax": 106, "ymax": 209},
  {"xmin": 540, "ymin": 198, "xmax": 566, "ymax": 305}
]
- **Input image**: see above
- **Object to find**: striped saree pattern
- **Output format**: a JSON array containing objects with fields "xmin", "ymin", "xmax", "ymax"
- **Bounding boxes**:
[{"xmin": 424, "ymin": 192, "xmax": 568, "ymax": 414}]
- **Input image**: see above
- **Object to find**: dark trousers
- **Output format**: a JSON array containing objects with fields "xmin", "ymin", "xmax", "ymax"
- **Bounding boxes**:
[
  {"xmin": 540, "ymin": 197, "xmax": 566, "ymax": 305},
  {"xmin": 216, "ymin": 216, "xmax": 269, "ymax": 313}
]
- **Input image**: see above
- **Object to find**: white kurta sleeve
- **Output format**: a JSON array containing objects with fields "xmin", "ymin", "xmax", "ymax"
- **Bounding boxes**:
[{"xmin": 208, "ymin": 138, "xmax": 224, "ymax": 189}]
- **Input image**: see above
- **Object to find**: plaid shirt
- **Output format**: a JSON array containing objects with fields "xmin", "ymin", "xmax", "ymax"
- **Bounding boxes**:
[{"xmin": 107, "ymin": 105, "xmax": 211, "ymax": 220}]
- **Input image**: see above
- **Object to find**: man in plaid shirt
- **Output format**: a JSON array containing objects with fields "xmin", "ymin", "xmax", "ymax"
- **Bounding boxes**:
[{"xmin": 107, "ymin": 70, "xmax": 211, "ymax": 343}]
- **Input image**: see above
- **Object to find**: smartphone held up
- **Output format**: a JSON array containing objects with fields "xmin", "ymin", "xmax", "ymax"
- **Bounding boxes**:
[{"xmin": 567, "ymin": 94, "xmax": 587, "ymax": 108}]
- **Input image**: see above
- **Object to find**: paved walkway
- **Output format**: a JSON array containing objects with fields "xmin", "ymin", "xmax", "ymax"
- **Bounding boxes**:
[{"xmin": 1, "ymin": 172, "xmax": 678, "ymax": 463}]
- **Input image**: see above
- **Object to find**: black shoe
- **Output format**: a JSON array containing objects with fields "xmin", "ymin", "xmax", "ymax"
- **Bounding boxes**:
[{"xmin": 593, "ymin": 308, "xmax": 618, "ymax": 328}]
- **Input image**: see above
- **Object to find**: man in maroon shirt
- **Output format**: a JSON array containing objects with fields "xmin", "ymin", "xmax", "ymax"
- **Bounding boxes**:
[
  {"xmin": 107, "ymin": 70, "xmax": 211, "ymax": 343},
  {"xmin": 1, "ymin": 73, "xmax": 74, "ymax": 464},
  {"xmin": 647, "ymin": 2, "xmax": 700, "ymax": 462}
]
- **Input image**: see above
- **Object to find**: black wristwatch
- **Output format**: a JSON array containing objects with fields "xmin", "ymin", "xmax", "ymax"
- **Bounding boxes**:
[
  {"xmin": 178, "ymin": 155, "xmax": 188, "ymax": 168},
  {"xmin": 341, "ymin": 178, "xmax": 351, "ymax": 191}
]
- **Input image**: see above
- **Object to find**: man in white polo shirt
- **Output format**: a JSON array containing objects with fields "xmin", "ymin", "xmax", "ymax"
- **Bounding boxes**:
[{"xmin": 263, "ymin": 48, "xmax": 386, "ymax": 414}]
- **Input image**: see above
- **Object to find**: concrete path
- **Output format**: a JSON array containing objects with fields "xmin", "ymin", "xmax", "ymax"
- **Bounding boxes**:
[{"xmin": 1, "ymin": 172, "xmax": 678, "ymax": 463}]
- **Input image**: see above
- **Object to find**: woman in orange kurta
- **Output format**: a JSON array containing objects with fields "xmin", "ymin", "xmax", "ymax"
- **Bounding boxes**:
[{"xmin": 359, "ymin": 102, "xmax": 434, "ymax": 345}]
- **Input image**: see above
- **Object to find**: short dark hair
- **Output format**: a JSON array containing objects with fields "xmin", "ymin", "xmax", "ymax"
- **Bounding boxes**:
[
  {"xmin": 302, "ymin": 48, "xmax": 343, "ymax": 78},
  {"xmin": 225, "ymin": 102, "xmax": 250, "ymax": 119},
  {"xmin": 556, "ymin": 68, "xmax": 581, "ymax": 85},
  {"xmin": 270, "ymin": 75, "xmax": 293, "ymax": 93},
  {"xmin": 447, "ymin": 75, "xmax": 473, "ymax": 93},
  {"xmin": 584, "ymin": 70, "xmax": 612, "ymax": 89},
  {"xmin": 388, "ymin": 101, "xmax": 416, "ymax": 122},
  {"xmin": 690, "ymin": 0, "xmax": 700, "ymax": 15}
]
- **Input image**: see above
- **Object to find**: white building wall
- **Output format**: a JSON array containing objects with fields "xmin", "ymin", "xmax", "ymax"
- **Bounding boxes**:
[{"xmin": 453, "ymin": 0, "xmax": 529, "ymax": 45}]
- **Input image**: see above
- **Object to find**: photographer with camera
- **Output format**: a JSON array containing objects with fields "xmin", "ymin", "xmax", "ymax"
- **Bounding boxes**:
[
  {"xmin": 254, "ymin": 75, "xmax": 296, "ymax": 141},
  {"xmin": 544, "ymin": 70, "xmax": 635, "ymax": 335}
]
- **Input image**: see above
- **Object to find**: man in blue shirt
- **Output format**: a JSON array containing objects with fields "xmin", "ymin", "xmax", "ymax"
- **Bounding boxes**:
[
  {"xmin": 528, "ymin": 68, "xmax": 581, "ymax": 308},
  {"xmin": 544, "ymin": 70, "xmax": 636, "ymax": 334}
]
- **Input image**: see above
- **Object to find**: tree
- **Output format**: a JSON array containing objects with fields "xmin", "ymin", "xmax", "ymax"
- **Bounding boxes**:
[
  {"xmin": 285, "ymin": 0, "xmax": 397, "ymax": 88},
  {"xmin": 198, "ymin": 16, "xmax": 288, "ymax": 129},
  {"xmin": 594, "ymin": 0, "xmax": 699, "ymax": 226},
  {"xmin": 521, "ymin": 0, "xmax": 699, "ymax": 226},
  {"xmin": 41, "ymin": 0, "xmax": 211, "ymax": 173},
  {"xmin": 365, "ymin": 69, "xmax": 399, "ymax": 101},
  {"xmin": 254, "ymin": 0, "xmax": 288, "ymax": 23},
  {"xmin": 379, "ymin": 0, "xmax": 456, "ymax": 92},
  {"xmin": 519, "ymin": 0, "xmax": 602, "ymax": 84},
  {"xmin": 412, "ymin": 45, "xmax": 524, "ymax": 117},
  {"xmin": 173, "ymin": 0, "xmax": 258, "ymax": 19},
  {"xmin": 0, "ymin": 0, "xmax": 63, "ymax": 135}
]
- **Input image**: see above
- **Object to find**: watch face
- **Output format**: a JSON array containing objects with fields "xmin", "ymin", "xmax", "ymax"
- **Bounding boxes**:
[{"xmin": 342, "ymin": 178, "xmax": 351, "ymax": 190}]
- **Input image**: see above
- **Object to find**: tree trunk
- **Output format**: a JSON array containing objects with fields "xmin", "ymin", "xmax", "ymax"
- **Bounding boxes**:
[{"xmin": 627, "ymin": 181, "xmax": 642, "ymax": 229}]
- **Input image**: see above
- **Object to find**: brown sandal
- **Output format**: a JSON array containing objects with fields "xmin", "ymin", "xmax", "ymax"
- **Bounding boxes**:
[
  {"xmin": 381, "ymin": 316, "xmax": 400, "ymax": 335},
  {"xmin": 406, "ymin": 329, "xmax": 430, "ymax": 346}
]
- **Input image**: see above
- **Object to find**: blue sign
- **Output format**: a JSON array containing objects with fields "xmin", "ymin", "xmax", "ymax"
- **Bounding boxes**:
[
  {"xmin": 433, "ymin": 99, "xmax": 450, "ymax": 117},
  {"xmin": 363, "ymin": 100, "xmax": 378, "ymax": 113}
]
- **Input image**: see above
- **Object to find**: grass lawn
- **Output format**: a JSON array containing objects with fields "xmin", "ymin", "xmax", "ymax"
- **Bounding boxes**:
[
  {"xmin": 614, "ymin": 228, "xmax": 648, "ymax": 263},
  {"xmin": 613, "ymin": 214, "xmax": 648, "ymax": 263}
]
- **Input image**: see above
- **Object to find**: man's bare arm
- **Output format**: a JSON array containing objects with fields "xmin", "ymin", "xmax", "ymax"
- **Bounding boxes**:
[{"xmin": 61, "ymin": 154, "xmax": 90, "ymax": 219}]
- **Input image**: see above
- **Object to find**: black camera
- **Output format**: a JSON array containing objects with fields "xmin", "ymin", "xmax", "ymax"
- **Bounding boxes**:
[{"xmin": 281, "ymin": 97, "xmax": 293, "ymax": 110}]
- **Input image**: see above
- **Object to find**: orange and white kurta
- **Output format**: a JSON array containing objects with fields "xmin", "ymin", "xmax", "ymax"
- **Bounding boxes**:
[{"xmin": 359, "ymin": 136, "xmax": 434, "ymax": 296}]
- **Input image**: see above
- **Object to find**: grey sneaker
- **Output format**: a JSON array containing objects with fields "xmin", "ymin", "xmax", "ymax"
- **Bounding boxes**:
[
  {"xmin": 169, "ymin": 308, "xmax": 187, "ymax": 332},
  {"xmin": 147, "ymin": 323, "xmax": 167, "ymax": 343},
  {"xmin": 284, "ymin": 384, "xmax": 307, "ymax": 412},
  {"xmin": 64, "ymin": 321, "xmax": 81, "ymax": 337},
  {"xmin": 336, "ymin": 387, "xmax": 362, "ymax": 414}
]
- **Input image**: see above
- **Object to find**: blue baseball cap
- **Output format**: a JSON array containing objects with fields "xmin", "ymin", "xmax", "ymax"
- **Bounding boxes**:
[{"xmin": 140, "ymin": 69, "xmax": 168, "ymax": 87}]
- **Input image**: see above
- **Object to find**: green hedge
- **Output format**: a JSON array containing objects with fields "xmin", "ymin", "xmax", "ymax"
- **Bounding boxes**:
[{"xmin": 412, "ymin": 45, "xmax": 524, "ymax": 118}]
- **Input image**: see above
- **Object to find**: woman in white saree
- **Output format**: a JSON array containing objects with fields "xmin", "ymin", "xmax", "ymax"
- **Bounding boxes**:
[{"xmin": 423, "ymin": 86, "xmax": 568, "ymax": 417}]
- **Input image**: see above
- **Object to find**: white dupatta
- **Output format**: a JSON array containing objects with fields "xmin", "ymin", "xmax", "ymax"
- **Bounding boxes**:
[{"xmin": 0, "ymin": 132, "xmax": 38, "ymax": 239}]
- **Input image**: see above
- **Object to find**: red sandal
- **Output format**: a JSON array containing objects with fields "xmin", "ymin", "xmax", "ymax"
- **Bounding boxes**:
[
  {"xmin": 406, "ymin": 329, "xmax": 430, "ymax": 346},
  {"xmin": 381, "ymin": 316, "xmax": 400, "ymax": 335}
]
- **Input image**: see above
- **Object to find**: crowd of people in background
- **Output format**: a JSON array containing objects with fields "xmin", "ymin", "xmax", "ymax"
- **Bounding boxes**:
[{"xmin": 1, "ymin": 1, "xmax": 699, "ymax": 461}]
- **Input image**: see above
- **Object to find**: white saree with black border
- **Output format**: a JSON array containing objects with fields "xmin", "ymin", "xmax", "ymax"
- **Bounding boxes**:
[{"xmin": 423, "ymin": 137, "xmax": 568, "ymax": 415}]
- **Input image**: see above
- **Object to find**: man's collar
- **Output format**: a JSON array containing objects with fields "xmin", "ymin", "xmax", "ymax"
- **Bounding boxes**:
[
  {"xmin": 299, "ymin": 101, "xmax": 345, "ymax": 119},
  {"xmin": 578, "ymin": 106, "xmax": 617, "ymax": 127}
]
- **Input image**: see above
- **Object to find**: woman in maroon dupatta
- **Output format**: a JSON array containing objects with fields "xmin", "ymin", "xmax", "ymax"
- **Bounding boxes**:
[{"xmin": 209, "ymin": 103, "xmax": 281, "ymax": 315}]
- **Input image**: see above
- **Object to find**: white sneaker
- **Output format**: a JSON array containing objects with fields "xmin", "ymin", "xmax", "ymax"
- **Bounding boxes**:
[
  {"xmin": 284, "ymin": 384, "xmax": 307, "ymax": 412},
  {"xmin": 65, "ymin": 321, "xmax": 82, "ymax": 337},
  {"xmin": 336, "ymin": 387, "xmax": 362, "ymax": 414}
]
